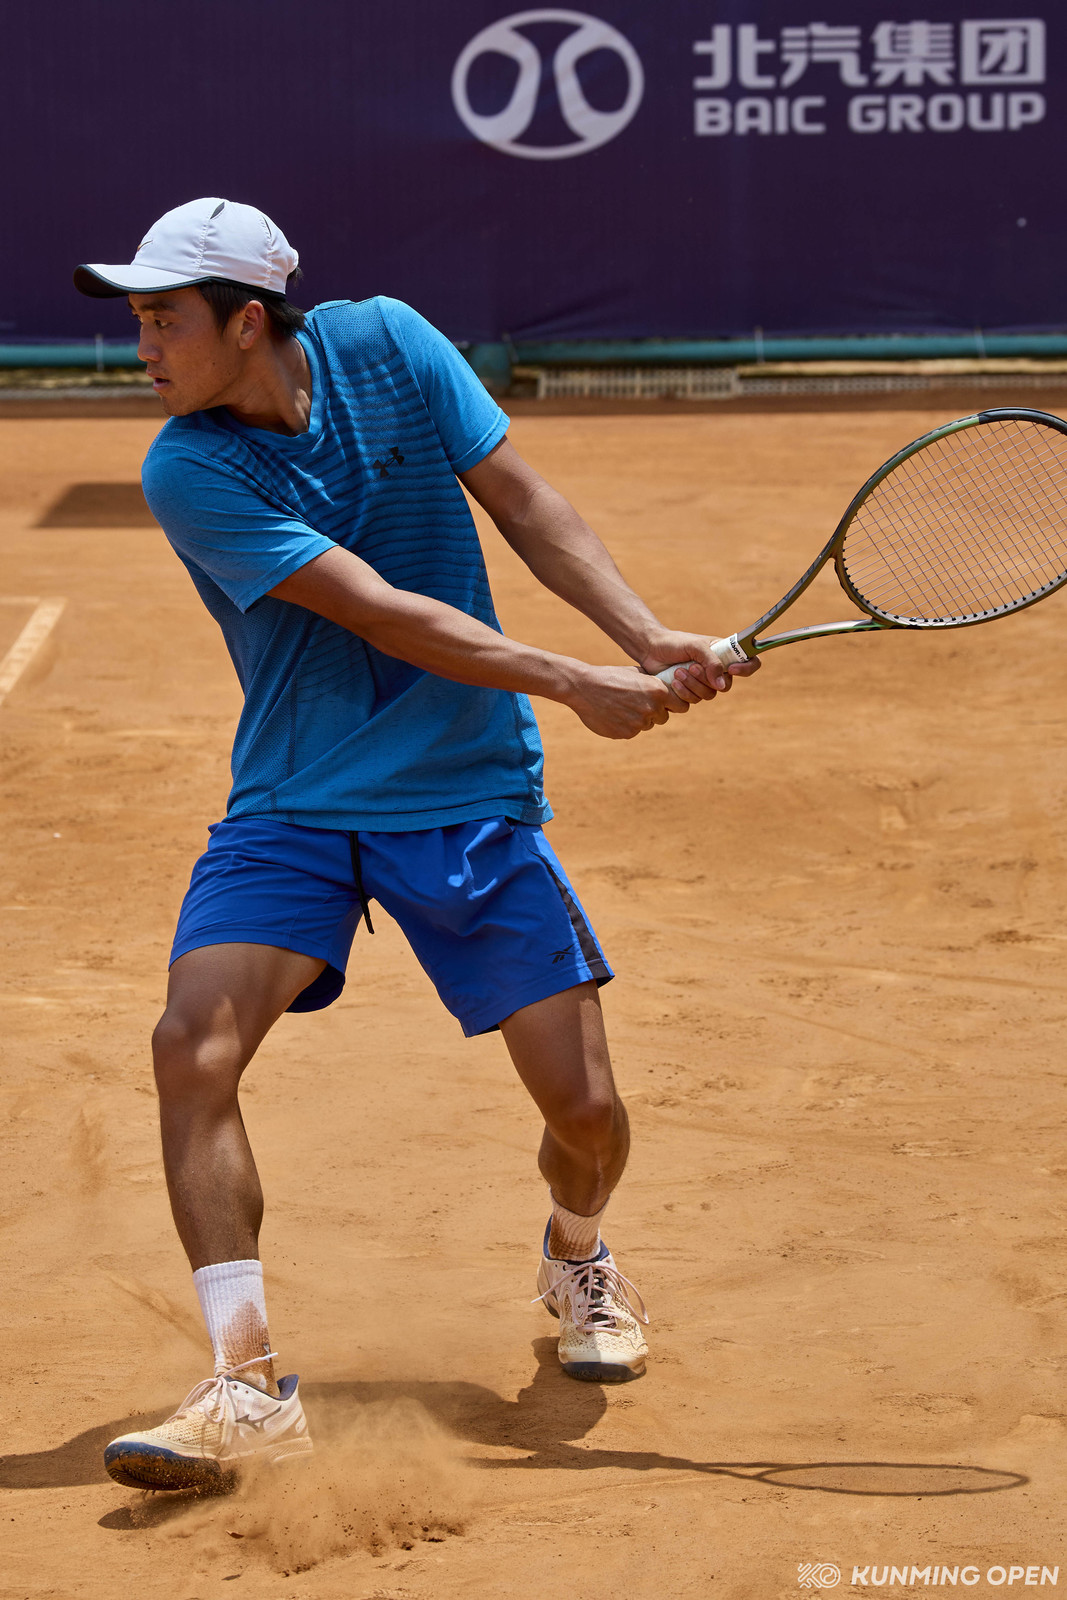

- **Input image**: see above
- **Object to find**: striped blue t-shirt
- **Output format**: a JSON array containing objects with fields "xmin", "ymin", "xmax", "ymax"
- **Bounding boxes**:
[{"xmin": 141, "ymin": 296, "xmax": 549, "ymax": 831}]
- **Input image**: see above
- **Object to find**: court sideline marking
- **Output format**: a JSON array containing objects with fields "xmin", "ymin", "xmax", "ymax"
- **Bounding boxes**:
[{"xmin": 0, "ymin": 597, "xmax": 66, "ymax": 709}]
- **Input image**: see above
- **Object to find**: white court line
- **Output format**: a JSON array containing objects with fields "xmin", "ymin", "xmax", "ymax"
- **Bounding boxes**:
[{"xmin": 0, "ymin": 598, "xmax": 66, "ymax": 708}]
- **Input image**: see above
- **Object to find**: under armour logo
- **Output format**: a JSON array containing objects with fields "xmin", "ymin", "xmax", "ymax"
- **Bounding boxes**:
[
  {"xmin": 372, "ymin": 446, "xmax": 405, "ymax": 478},
  {"xmin": 551, "ymin": 949, "xmax": 570, "ymax": 964}
]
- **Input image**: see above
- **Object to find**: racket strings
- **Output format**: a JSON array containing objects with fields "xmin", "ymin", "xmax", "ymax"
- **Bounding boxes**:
[
  {"xmin": 840, "ymin": 420, "xmax": 1067, "ymax": 624},
  {"xmin": 846, "ymin": 423, "xmax": 1067, "ymax": 617},
  {"xmin": 907, "ymin": 430, "xmax": 1067, "ymax": 597},
  {"xmin": 870, "ymin": 445, "xmax": 1041, "ymax": 615},
  {"xmin": 851, "ymin": 428, "xmax": 1065, "ymax": 616}
]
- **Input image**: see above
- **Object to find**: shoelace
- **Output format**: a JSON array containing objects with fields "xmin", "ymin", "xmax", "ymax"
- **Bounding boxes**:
[
  {"xmin": 166, "ymin": 1351, "xmax": 281, "ymax": 1426},
  {"xmin": 534, "ymin": 1261, "xmax": 649, "ymax": 1334}
]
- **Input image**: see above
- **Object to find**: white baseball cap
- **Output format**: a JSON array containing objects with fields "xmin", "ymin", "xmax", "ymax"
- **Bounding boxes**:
[{"xmin": 74, "ymin": 197, "xmax": 299, "ymax": 299}]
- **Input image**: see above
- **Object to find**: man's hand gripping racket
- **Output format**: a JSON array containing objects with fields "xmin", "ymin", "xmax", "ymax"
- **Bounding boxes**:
[{"xmin": 655, "ymin": 407, "xmax": 1067, "ymax": 693}]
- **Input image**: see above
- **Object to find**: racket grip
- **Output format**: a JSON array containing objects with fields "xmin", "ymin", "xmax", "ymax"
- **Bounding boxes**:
[{"xmin": 655, "ymin": 634, "xmax": 751, "ymax": 687}]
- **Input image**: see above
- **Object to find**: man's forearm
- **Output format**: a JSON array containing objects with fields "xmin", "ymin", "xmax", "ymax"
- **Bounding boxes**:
[
  {"xmin": 365, "ymin": 587, "xmax": 586, "ymax": 699},
  {"xmin": 494, "ymin": 480, "xmax": 664, "ymax": 661},
  {"xmin": 271, "ymin": 543, "xmax": 684, "ymax": 740},
  {"xmin": 272, "ymin": 549, "xmax": 585, "ymax": 703}
]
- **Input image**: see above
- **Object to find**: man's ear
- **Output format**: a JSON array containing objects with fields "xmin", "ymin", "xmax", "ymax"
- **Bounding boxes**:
[{"xmin": 235, "ymin": 300, "xmax": 267, "ymax": 350}]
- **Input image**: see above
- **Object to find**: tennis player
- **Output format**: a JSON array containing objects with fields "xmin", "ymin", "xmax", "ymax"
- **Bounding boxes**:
[{"xmin": 74, "ymin": 198, "xmax": 757, "ymax": 1491}]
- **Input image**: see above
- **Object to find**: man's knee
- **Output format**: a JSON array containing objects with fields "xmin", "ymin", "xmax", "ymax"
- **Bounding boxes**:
[
  {"xmin": 152, "ymin": 1009, "xmax": 242, "ymax": 1104},
  {"xmin": 548, "ymin": 1088, "xmax": 624, "ymax": 1154}
]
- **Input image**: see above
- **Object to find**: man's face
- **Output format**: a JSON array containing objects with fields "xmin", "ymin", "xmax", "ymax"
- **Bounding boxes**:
[{"xmin": 129, "ymin": 287, "xmax": 244, "ymax": 416}]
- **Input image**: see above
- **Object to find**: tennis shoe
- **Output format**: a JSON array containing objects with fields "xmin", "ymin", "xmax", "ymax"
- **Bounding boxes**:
[
  {"xmin": 534, "ymin": 1222, "xmax": 649, "ymax": 1382},
  {"xmin": 104, "ymin": 1355, "xmax": 312, "ymax": 1491}
]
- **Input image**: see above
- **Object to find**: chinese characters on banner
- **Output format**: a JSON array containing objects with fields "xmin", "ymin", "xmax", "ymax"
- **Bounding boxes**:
[{"xmin": 694, "ymin": 19, "xmax": 1046, "ymax": 135}]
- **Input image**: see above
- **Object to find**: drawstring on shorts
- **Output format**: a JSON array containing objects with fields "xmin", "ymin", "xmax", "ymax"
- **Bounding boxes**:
[{"xmin": 348, "ymin": 832, "xmax": 375, "ymax": 935}]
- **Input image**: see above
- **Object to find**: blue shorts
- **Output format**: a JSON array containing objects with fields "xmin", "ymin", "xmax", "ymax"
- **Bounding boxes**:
[{"xmin": 170, "ymin": 816, "xmax": 613, "ymax": 1037}]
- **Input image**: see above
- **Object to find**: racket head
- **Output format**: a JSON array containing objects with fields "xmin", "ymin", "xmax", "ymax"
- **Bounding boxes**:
[{"xmin": 832, "ymin": 408, "xmax": 1067, "ymax": 631}]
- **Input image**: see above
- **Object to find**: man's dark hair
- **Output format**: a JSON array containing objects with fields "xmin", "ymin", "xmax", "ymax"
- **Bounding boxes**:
[{"xmin": 196, "ymin": 267, "xmax": 306, "ymax": 339}]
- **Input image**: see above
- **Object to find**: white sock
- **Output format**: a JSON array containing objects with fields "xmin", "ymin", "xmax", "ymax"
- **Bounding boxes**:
[
  {"xmin": 192, "ymin": 1258, "xmax": 277, "ymax": 1394},
  {"xmin": 548, "ymin": 1196, "xmax": 609, "ymax": 1262}
]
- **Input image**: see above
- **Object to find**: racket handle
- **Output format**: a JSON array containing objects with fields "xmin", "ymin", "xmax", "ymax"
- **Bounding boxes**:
[{"xmin": 655, "ymin": 634, "xmax": 751, "ymax": 687}]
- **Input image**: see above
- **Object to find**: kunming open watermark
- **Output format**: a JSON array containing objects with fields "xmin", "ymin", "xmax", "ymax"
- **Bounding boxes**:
[
  {"xmin": 798, "ymin": 1565, "xmax": 1059, "ymax": 1588},
  {"xmin": 799, "ymin": 1567, "xmax": 842, "ymax": 1588}
]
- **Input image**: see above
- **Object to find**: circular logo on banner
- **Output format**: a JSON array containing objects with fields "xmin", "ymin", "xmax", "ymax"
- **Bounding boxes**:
[{"xmin": 451, "ymin": 10, "xmax": 644, "ymax": 160}]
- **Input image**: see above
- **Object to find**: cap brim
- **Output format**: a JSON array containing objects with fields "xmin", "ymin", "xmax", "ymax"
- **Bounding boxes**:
[{"xmin": 73, "ymin": 263, "xmax": 213, "ymax": 298}]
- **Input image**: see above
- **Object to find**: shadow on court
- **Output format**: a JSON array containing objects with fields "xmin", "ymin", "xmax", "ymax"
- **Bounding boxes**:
[
  {"xmin": 36, "ymin": 482, "xmax": 156, "ymax": 527},
  {"xmin": 0, "ymin": 1340, "xmax": 1027, "ymax": 1505}
]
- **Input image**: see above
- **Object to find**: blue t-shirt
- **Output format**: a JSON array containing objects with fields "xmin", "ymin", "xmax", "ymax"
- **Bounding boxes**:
[{"xmin": 142, "ymin": 297, "xmax": 550, "ymax": 831}]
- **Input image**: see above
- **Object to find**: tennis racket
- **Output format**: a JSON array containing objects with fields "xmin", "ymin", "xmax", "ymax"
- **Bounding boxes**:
[{"xmin": 655, "ymin": 407, "xmax": 1067, "ymax": 685}]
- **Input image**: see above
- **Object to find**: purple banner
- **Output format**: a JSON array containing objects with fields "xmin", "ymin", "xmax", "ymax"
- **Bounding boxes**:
[{"xmin": 1, "ymin": 2, "xmax": 1059, "ymax": 342}]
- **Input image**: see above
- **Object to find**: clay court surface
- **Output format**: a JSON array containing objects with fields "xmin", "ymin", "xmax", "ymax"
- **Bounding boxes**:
[{"xmin": 3, "ymin": 397, "xmax": 1067, "ymax": 1599}]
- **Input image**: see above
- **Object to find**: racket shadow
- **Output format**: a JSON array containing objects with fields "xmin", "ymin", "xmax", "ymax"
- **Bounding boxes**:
[{"xmin": 302, "ymin": 1341, "xmax": 1026, "ymax": 1499}]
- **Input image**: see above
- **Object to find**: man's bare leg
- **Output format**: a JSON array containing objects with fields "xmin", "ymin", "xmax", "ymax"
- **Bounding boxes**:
[
  {"xmin": 152, "ymin": 942, "xmax": 326, "ymax": 1388},
  {"xmin": 102, "ymin": 943, "xmax": 323, "ymax": 1486},
  {"xmin": 499, "ymin": 981, "xmax": 629, "ymax": 1229},
  {"xmin": 501, "ymin": 981, "xmax": 647, "ymax": 1379}
]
